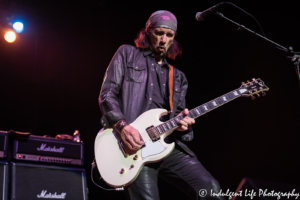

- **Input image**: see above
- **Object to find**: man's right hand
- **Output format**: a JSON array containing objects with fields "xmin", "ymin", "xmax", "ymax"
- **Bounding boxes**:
[{"xmin": 119, "ymin": 125, "xmax": 144, "ymax": 151}]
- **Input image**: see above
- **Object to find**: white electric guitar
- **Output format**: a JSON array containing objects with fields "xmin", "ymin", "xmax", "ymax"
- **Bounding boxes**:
[{"xmin": 94, "ymin": 78, "xmax": 269, "ymax": 188}]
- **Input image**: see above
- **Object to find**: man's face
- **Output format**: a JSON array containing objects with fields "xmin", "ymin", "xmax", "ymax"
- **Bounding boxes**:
[{"xmin": 148, "ymin": 27, "xmax": 175, "ymax": 57}]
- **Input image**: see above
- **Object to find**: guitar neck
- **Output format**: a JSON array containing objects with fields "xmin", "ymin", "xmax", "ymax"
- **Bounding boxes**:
[{"xmin": 155, "ymin": 87, "xmax": 247, "ymax": 135}]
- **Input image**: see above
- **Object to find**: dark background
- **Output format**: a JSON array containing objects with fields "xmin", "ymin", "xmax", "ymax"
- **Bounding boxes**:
[{"xmin": 1, "ymin": 0, "xmax": 300, "ymax": 199}]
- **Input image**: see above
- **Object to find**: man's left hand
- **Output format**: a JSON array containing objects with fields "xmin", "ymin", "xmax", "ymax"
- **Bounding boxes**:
[{"xmin": 176, "ymin": 108, "xmax": 195, "ymax": 131}]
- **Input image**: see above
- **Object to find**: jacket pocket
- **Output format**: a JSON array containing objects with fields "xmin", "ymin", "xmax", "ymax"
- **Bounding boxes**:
[
  {"xmin": 173, "ymin": 84, "xmax": 182, "ymax": 102},
  {"xmin": 126, "ymin": 62, "xmax": 146, "ymax": 83}
]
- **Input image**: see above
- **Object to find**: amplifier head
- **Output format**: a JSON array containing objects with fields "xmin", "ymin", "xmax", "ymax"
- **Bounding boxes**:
[
  {"xmin": 13, "ymin": 135, "xmax": 84, "ymax": 165},
  {"xmin": 0, "ymin": 131, "xmax": 8, "ymax": 158}
]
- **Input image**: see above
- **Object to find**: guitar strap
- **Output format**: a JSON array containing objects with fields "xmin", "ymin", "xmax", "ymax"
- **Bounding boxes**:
[{"xmin": 168, "ymin": 64, "xmax": 174, "ymax": 113}]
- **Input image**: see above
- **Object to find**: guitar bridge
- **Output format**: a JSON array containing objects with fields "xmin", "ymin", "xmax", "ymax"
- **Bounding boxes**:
[{"xmin": 146, "ymin": 126, "xmax": 160, "ymax": 142}]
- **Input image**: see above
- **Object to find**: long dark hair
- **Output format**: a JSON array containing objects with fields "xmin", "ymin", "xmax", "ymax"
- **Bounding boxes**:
[{"xmin": 134, "ymin": 28, "xmax": 182, "ymax": 60}]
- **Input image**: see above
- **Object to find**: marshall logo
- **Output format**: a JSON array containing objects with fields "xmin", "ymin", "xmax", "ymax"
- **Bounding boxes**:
[
  {"xmin": 37, "ymin": 144, "xmax": 65, "ymax": 153},
  {"xmin": 37, "ymin": 190, "xmax": 66, "ymax": 199}
]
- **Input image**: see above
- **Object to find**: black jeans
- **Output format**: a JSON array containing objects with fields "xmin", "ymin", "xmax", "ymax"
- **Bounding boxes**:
[{"xmin": 125, "ymin": 144, "xmax": 224, "ymax": 200}]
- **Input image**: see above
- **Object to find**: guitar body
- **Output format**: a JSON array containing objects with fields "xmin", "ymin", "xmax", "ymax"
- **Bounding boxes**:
[
  {"xmin": 94, "ymin": 78, "xmax": 269, "ymax": 188},
  {"xmin": 94, "ymin": 108, "xmax": 175, "ymax": 188}
]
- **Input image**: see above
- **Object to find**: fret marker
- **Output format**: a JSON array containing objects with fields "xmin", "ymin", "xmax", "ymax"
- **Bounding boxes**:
[
  {"xmin": 166, "ymin": 122, "xmax": 171, "ymax": 129},
  {"xmin": 157, "ymin": 127, "xmax": 162, "ymax": 134},
  {"xmin": 212, "ymin": 101, "xmax": 217, "ymax": 106},
  {"xmin": 171, "ymin": 121, "xmax": 176, "ymax": 126},
  {"xmin": 204, "ymin": 105, "xmax": 208, "ymax": 110},
  {"xmin": 222, "ymin": 96, "xmax": 227, "ymax": 101},
  {"xmin": 233, "ymin": 91, "xmax": 239, "ymax": 96},
  {"xmin": 162, "ymin": 124, "xmax": 167, "ymax": 131},
  {"xmin": 175, "ymin": 117, "xmax": 179, "ymax": 122},
  {"xmin": 195, "ymin": 108, "xmax": 200, "ymax": 114},
  {"xmin": 239, "ymin": 89, "xmax": 247, "ymax": 94}
]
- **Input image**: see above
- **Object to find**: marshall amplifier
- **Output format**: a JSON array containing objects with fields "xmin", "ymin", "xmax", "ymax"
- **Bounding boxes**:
[
  {"xmin": 11, "ymin": 162, "xmax": 88, "ymax": 200},
  {"xmin": 13, "ymin": 135, "xmax": 84, "ymax": 165},
  {"xmin": 0, "ymin": 131, "xmax": 8, "ymax": 159},
  {"xmin": 0, "ymin": 162, "xmax": 8, "ymax": 200}
]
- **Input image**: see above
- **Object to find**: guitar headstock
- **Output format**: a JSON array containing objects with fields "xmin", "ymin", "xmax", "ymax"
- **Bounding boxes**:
[{"xmin": 240, "ymin": 78, "xmax": 269, "ymax": 100}]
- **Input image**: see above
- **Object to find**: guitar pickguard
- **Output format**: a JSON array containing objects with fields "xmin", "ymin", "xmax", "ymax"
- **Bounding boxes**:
[{"xmin": 141, "ymin": 140, "xmax": 166, "ymax": 159}]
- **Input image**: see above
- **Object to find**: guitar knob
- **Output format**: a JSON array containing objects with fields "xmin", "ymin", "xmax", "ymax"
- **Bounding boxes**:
[
  {"xmin": 257, "ymin": 93, "xmax": 260, "ymax": 98},
  {"xmin": 120, "ymin": 168, "xmax": 125, "ymax": 174},
  {"xmin": 133, "ymin": 155, "xmax": 139, "ymax": 160},
  {"xmin": 251, "ymin": 95, "xmax": 255, "ymax": 100}
]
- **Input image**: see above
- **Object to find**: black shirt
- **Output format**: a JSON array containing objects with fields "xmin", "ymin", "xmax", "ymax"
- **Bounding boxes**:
[{"xmin": 148, "ymin": 55, "xmax": 170, "ymax": 111}]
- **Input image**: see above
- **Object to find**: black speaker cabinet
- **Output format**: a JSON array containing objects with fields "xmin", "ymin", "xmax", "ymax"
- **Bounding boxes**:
[
  {"xmin": 11, "ymin": 163, "xmax": 88, "ymax": 200},
  {"xmin": 0, "ymin": 162, "xmax": 8, "ymax": 200}
]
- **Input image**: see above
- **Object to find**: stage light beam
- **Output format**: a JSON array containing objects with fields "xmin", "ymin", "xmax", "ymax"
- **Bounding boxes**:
[{"xmin": 4, "ymin": 31, "xmax": 16, "ymax": 43}]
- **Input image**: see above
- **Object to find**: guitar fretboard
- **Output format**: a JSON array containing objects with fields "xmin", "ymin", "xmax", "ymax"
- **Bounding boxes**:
[{"xmin": 155, "ymin": 88, "xmax": 245, "ymax": 135}]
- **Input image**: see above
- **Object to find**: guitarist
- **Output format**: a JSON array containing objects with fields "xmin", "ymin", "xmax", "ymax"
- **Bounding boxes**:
[{"xmin": 99, "ymin": 10, "xmax": 223, "ymax": 200}]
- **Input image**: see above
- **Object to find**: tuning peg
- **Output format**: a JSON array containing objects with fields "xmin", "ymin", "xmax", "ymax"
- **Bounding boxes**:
[
  {"xmin": 241, "ymin": 82, "xmax": 246, "ymax": 86},
  {"xmin": 251, "ymin": 95, "xmax": 255, "ymax": 100},
  {"xmin": 262, "ymin": 92, "xmax": 266, "ymax": 96},
  {"xmin": 247, "ymin": 80, "xmax": 253, "ymax": 85},
  {"xmin": 252, "ymin": 78, "xmax": 258, "ymax": 83},
  {"xmin": 256, "ymin": 93, "xmax": 260, "ymax": 98}
]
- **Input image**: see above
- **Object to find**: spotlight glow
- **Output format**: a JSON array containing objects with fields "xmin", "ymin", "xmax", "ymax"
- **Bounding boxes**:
[
  {"xmin": 4, "ymin": 31, "xmax": 16, "ymax": 43},
  {"xmin": 13, "ymin": 22, "xmax": 24, "ymax": 33}
]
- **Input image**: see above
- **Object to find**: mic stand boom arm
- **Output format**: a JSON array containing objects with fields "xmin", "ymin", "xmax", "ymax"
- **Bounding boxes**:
[{"xmin": 214, "ymin": 11, "xmax": 300, "ymax": 89}]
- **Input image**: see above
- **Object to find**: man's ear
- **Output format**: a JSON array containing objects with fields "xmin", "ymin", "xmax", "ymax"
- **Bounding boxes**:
[{"xmin": 145, "ymin": 27, "xmax": 151, "ymax": 35}]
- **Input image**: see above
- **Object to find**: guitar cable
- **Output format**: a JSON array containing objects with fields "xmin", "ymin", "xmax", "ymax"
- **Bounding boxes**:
[{"xmin": 91, "ymin": 159, "xmax": 124, "ymax": 191}]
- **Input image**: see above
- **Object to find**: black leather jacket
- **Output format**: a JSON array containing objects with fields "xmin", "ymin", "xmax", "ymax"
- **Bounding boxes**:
[{"xmin": 99, "ymin": 45, "xmax": 194, "ymax": 143}]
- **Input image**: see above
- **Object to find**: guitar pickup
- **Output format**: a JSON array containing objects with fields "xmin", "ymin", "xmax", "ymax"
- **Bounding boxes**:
[{"xmin": 146, "ymin": 126, "xmax": 160, "ymax": 142}]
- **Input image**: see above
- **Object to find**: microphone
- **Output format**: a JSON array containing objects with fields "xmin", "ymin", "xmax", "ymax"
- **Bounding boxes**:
[{"xmin": 195, "ymin": 2, "xmax": 224, "ymax": 21}]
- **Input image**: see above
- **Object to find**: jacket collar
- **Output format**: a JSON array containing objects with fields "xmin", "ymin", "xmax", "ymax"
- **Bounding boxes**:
[{"xmin": 143, "ymin": 49, "xmax": 170, "ymax": 69}]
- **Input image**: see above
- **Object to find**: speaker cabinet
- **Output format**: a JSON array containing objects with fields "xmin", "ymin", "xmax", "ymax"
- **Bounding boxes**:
[
  {"xmin": 11, "ymin": 163, "xmax": 88, "ymax": 200},
  {"xmin": 0, "ymin": 162, "xmax": 8, "ymax": 200}
]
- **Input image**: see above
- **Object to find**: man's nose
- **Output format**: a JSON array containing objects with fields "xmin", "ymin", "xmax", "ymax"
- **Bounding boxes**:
[{"xmin": 160, "ymin": 34, "xmax": 167, "ymax": 43}]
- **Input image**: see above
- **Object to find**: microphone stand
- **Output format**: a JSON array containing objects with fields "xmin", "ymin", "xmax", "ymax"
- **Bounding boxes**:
[{"xmin": 214, "ymin": 11, "xmax": 300, "ymax": 89}]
